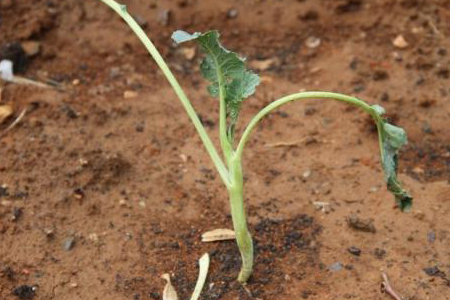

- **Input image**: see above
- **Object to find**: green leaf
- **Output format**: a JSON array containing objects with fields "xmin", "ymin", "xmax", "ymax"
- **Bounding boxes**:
[
  {"xmin": 172, "ymin": 30, "xmax": 260, "ymax": 140},
  {"xmin": 372, "ymin": 107, "xmax": 412, "ymax": 211}
]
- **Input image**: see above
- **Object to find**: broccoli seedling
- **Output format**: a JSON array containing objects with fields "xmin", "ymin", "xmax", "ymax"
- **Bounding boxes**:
[{"xmin": 98, "ymin": 0, "xmax": 412, "ymax": 283}]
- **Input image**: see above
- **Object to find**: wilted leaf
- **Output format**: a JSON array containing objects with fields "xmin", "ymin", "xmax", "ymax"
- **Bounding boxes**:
[
  {"xmin": 0, "ymin": 105, "xmax": 13, "ymax": 124},
  {"xmin": 372, "ymin": 105, "xmax": 412, "ymax": 211},
  {"xmin": 172, "ymin": 30, "xmax": 259, "ymax": 141},
  {"xmin": 161, "ymin": 274, "xmax": 178, "ymax": 300},
  {"xmin": 201, "ymin": 228, "xmax": 235, "ymax": 242}
]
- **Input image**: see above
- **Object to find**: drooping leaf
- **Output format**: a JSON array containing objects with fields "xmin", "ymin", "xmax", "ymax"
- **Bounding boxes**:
[
  {"xmin": 372, "ymin": 106, "xmax": 412, "ymax": 211},
  {"xmin": 172, "ymin": 30, "xmax": 260, "ymax": 140}
]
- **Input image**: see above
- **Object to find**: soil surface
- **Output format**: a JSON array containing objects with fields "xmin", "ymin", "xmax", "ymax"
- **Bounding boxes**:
[{"xmin": 1, "ymin": 0, "xmax": 450, "ymax": 299}]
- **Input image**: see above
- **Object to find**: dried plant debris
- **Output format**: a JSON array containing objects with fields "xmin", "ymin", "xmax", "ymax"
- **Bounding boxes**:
[
  {"xmin": 161, "ymin": 253, "xmax": 210, "ymax": 300},
  {"xmin": 161, "ymin": 274, "xmax": 178, "ymax": 300},
  {"xmin": 202, "ymin": 229, "xmax": 235, "ymax": 242},
  {"xmin": 0, "ymin": 104, "xmax": 13, "ymax": 123}
]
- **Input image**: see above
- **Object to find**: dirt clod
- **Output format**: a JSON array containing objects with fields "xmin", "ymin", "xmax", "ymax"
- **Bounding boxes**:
[
  {"xmin": 12, "ymin": 285, "xmax": 35, "ymax": 299},
  {"xmin": 347, "ymin": 246, "xmax": 361, "ymax": 256},
  {"xmin": 347, "ymin": 214, "xmax": 376, "ymax": 233}
]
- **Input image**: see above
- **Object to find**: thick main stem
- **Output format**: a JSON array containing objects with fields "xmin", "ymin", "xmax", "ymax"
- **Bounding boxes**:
[{"xmin": 227, "ymin": 155, "xmax": 253, "ymax": 283}]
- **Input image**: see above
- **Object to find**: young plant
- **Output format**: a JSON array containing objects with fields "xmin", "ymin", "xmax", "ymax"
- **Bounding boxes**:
[{"xmin": 99, "ymin": 0, "xmax": 412, "ymax": 283}]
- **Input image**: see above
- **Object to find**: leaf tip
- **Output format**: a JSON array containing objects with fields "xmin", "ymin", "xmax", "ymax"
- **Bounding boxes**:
[
  {"xmin": 171, "ymin": 30, "xmax": 201, "ymax": 44},
  {"xmin": 397, "ymin": 195, "xmax": 413, "ymax": 212}
]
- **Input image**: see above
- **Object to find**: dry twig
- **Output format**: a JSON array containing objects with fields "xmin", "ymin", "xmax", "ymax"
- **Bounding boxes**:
[{"xmin": 381, "ymin": 272, "xmax": 403, "ymax": 300}]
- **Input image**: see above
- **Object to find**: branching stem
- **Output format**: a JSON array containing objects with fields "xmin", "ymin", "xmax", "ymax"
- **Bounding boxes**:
[{"xmin": 236, "ymin": 91, "xmax": 383, "ymax": 160}]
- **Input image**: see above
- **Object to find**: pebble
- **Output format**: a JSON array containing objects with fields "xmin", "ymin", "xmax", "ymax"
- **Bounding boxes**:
[
  {"xmin": 180, "ymin": 47, "xmax": 196, "ymax": 60},
  {"xmin": 302, "ymin": 170, "xmax": 311, "ymax": 179},
  {"xmin": 12, "ymin": 285, "xmax": 36, "ymax": 299},
  {"xmin": 305, "ymin": 36, "xmax": 321, "ymax": 49},
  {"xmin": 88, "ymin": 233, "xmax": 99, "ymax": 243},
  {"xmin": 227, "ymin": 8, "xmax": 238, "ymax": 19},
  {"xmin": 63, "ymin": 236, "xmax": 75, "ymax": 251},
  {"xmin": 123, "ymin": 90, "xmax": 138, "ymax": 99},
  {"xmin": 427, "ymin": 231, "xmax": 436, "ymax": 243},
  {"xmin": 393, "ymin": 35, "xmax": 408, "ymax": 49},
  {"xmin": 347, "ymin": 246, "xmax": 361, "ymax": 256},
  {"xmin": 423, "ymin": 266, "xmax": 442, "ymax": 276},
  {"xmin": 249, "ymin": 58, "xmax": 278, "ymax": 71},
  {"xmin": 330, "ymin": 262, "xmax": 342, "ymax": 272},
  {"xmin": 347, "ymin": 213, "xmax": 376, "ymax": 233},
  {"xmin": 11, "ymin": 207, "xmax": 22, "ymax": 222}
]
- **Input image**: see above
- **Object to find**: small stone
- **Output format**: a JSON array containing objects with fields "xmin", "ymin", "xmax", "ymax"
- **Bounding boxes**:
[
  {"xmin": 44, "ymin": 228, "xmax": 54, "ymax": 239},
  {"xmin": 423, "ymin": 266, "xmax": 442, "ymax": 276},
  {"xmin": 119, "ymin": 199, "xmax": 127, "ymax": 206},
  {"xmin": 227, "ymin": 8, "xmax": 238, "ymax": 19},
  {"xmin": 88, "ymin": 233, "xmax": 99, "ymax": 243},
  {"xmin": 347, "ymin": 246, "xmax": 361, "ymax": 256},
  {"xmin": 20, "ymin": 41, "xmax": 40, "ymax": 57},
  {"xmin": 11, "ymin": 207, "xmax": 22, "ymax": 222},
  {"xmin": 138, "ymin": 201, "xmax": 146, "ymax": 208},
  {"xmin": 330, "ymin": 262, "xmax": 342, "ymax": 272},
  {"xmin": 63, "ymin": 236, "xmax": 75, "ymax": 251},
  {"xmin": 427, "ymin": 231, "xmax": 436, "ymax": 243},
  {"xmin": 347, "ymin": 213, "xmax": 376, "ymax": 233},
  {"xmin": 79, "ymin": 158, "xmax": 89, "ymax": 166},
  {"xmin": 0, "ymin": 185, "xmax": 8, "ymax": 197},
  {"xmin": 249, "ymin": 58, "xmax": 278, "ymax": 71},
  {"xmin": 123, "ymin": 90, "xmax": 138, "ymax": 99},
  {"xmin": 180, "ymin": 47, "xmax": 195, "ymax": 60},
  {"xmin": 12, "ymin": 285, "xmax": 36, "ymax": 299},
  {"xmin": 393, "ymin": 35, "xmax": 409, "ymax": 49},
  {"xmin": 73, "ymin": 188, "xmax": 84, "ymax": 200},
  {"xmin": 72, "ymin": 79, "xmax": 80, "ymax": 85},
  {"xmin": 374, "ymin": 247, "xmax": 386, "ymax": 259},
  {"xmin": 69, "ymin": 282, "xmax": 78, "ymax": 288},
  {"xmin": 302, "ymin": 170, "xmax": 311, "ymax": 179},
  {"xmin": 305, "ymin": 36, "xmax": 321, "ymax": 49}
]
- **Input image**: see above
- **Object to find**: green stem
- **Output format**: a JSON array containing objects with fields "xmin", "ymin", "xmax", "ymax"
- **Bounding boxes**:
[
  {"xmin": 236, "ymin": 91, "xmax": 382, "ymax": 159},
  {"xmin": 227, "ymin": 155, "xmax": 253, "ymax": 283},
  {"xmin": 98, "ymin": 0, "xmax": 230, "ymax": 186}
]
